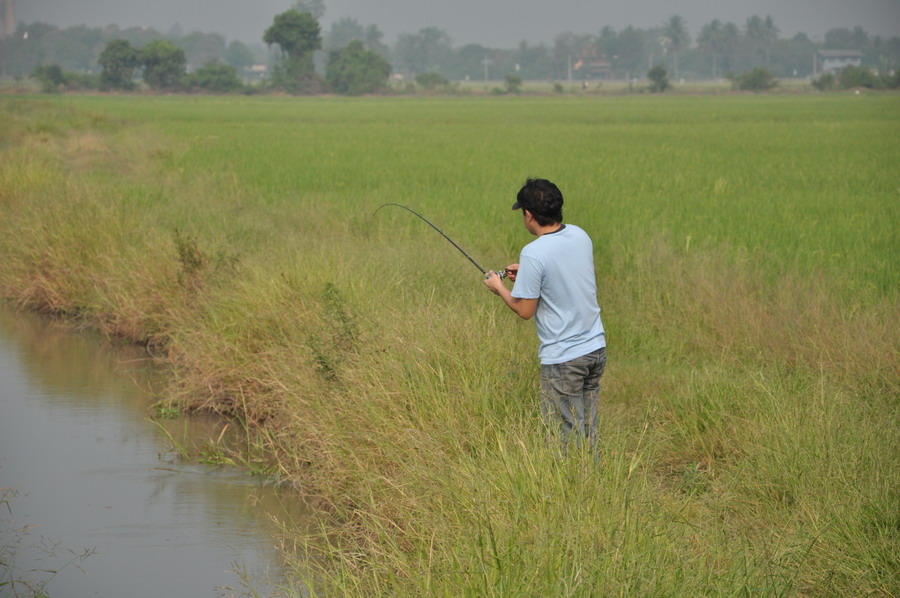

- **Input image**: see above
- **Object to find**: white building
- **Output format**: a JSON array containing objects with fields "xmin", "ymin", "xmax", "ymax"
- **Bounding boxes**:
[{"xmin": 815, "ymin": 50, "xmax": 864, "ymax": 75}]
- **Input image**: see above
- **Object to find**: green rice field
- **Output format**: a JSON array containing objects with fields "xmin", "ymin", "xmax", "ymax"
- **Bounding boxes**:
[{"xmin": 1, "ymin": 93, "xmax": 898, "ymax": 596}]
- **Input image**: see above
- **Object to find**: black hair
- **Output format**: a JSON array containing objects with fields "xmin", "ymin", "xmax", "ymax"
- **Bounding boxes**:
[{"xmin": 516, "ymin": 178, "xmax": 563, "ymax": 226}]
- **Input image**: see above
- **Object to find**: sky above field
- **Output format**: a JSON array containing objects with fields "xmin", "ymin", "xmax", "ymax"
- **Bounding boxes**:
[{"xmin": 16, "ymin": 0, "xmax": 900, "ymax": 47}]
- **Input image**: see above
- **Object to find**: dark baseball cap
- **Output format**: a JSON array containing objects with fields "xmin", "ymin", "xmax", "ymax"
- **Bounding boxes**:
[{"xmin": 511, "ymin": 178, "xmax": 564, "ymax": 219}]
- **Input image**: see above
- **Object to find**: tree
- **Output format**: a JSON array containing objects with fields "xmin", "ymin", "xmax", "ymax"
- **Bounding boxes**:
[
  {"xmin": 662, "ymin": 15, "xmax": 690, "ymax": 79},
  {"xmin": 326, "ymin": 18, "xmax": 389, "ymax": 61},
  {"xmin": 264, "ymin": 9, "xmax": 322, "ymax": 92},
  {"xmin": 769, "ymin": 33, "xmax": 816, "ymax": 77},
  {"xmin": 49, "ymin": 25, "xmax": 102, "ymax": 72},
  {"xmin": 745, "ymin": 15, "xmax": 765, "ymax": 44},
  {"xmin": 325, "ymin": 40, "xmax": 392, "ymax": 95},
  {"xmin": 617, "ymin": 26, "xmax": 650, "ymax": 77},
  {"xmin": 264, "ymin": 9, "xmax": 321, "ymax": 62},
  {"xmin": 698, "ymin": 19, "xmax": 726, "ymax": 78},
  {"xmin": 395, "ymin": 27, "xmax": 452, "ymax": 75},
  {"xmin": 597, "ymin": 26, "xmax": 617, "ymax": 57},
  {"xmin": 647, "ymin": 65, "xmax": 668, "ymax": 91},
  {"xmin": 180, "ymin": 31, "xmax": 226, "ymax": 69},
  {"xmin": 721, "ymin": 21, "xmax": 741, "ymax": 72},
  {"xmin": 552, "ymin": 32, "xmax": 594, "ymax": 80},
  {"xmin": 140, "ymin": 39, "xmax": 186, "ymax": 89},
  {"xmin": 364, "ymin": 25, "xmax": 389, "ymax": 59},
  {"xmin": 98, "ymin": 38, "xmax": 139, "ymax": 90},
  {"xmin": 224, "ymin": 40, "xmax": 255, "ymax": 69},
  {"xmin": 1, "ymin": 22, "xmax": 58, "ymax": 78},
  {"xmin": 183, "ymin": 60, "xmax": 243, "ymax": 92},
  {"xmin": 166, "ymin": 23, "xmax": 184, "ymax": 40},
  {"xmin": 761, "ymin": 15, "xmax": 780, "ymax": 66},
  {"xmin": 746, "ymin": 14, "xmax": 779, "ymax": 66},
  {"xmin": 291, "ymin": 0, "xmax": 325, "ymax": 20},
  {"xmin": 514, "ymin": 41, "xmax": 552, "ymax": 80},
  {"xmin": 825, "ymin": 27, "xmax": 870, "ymax": 50},
  {"xmin": 326, "ymin": 17, "xmax": 365, "ymax": 51}
]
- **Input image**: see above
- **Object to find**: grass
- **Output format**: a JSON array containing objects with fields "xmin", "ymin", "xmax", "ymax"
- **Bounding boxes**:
[{"xmin": 0, "ymin": 92, "xmax": 898, "ymax": 596}]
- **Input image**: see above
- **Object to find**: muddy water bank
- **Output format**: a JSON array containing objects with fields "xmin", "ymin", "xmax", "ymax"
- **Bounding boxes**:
[{"xmin": 0, "ymin": 307, "xmax": 308, "ymax": 597}]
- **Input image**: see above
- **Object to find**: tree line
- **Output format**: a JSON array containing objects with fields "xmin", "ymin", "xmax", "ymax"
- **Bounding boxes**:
[{"xmin": 2, "ymin": 5, "xmax": 899, "ymax": 95}]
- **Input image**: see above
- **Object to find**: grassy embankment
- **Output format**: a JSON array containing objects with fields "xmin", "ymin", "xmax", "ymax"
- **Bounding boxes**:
[{"xmin": 0, "ymin": 94, "xmax": 897, "ymax": 596}]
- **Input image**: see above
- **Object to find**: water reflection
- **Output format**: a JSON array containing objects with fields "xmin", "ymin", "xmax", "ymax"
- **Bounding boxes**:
[{"xmin": 0, "ymin": 308, "xmax": 307, "ymax": 597}]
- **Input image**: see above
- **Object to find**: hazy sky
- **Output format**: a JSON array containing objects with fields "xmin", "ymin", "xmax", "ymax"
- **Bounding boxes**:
[{"xmin": 16, "ymin": 0, "xmax": 900, "ymax": 47}]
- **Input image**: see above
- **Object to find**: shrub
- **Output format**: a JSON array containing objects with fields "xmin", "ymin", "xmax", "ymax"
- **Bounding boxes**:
[
  {"xmin": 415, "ymin": 71, "xmax": 450, "ymax": 91},
  {"xmin": 882, "ymin": 70, "xmax": 900, "ymax": 90},
  {"xmin": 63, "ymin": 71, "xmax": 99, "ymax": 91},
  {"xmin": 647, "ymin": 66, "xmax": 669, "ymax": 92},
  {"xmin": 839, "ymin": 65, "xmax": 881, "ymax": 89},
  {"xmin": 32, "ymin": 64, "xmax": 65, "ymax": 93},
  {"xmin": 812, "ymin": 72, "xmax": 837, "ymax": 91},
  {"xmin": 732, "ymin": 67, "xmax": 777, "ymax": 91},
  {"xmin": 504, "ymin": 73, "xmax": 523, "ymax": 94},
  {"xmin": 31, "ymin": 64, "xmax": 98, "ymax": 93},
  {"xmin": 183, "ymin": 61, "xmax": 244, "ymax": 93}
]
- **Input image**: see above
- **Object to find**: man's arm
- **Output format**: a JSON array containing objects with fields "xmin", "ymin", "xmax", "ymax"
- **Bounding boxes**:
[{"xmin": 483, "ymin": 270, "xmax": 538, "ymax": 320}]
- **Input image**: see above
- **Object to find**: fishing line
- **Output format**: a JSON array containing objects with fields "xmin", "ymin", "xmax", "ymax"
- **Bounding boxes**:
[{"xmin": 375, "ymin": 203, "xmax": 507, "ymax": 279}]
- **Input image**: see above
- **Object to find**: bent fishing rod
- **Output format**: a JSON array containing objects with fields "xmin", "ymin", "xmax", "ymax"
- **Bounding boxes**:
[{"xmin": 375, "ymin": 203, "xmax": 508, "ymax": 279}]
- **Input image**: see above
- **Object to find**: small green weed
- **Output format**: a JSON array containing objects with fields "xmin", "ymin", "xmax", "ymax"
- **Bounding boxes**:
[
  {"xmin": 153, "ymin": 403, "xmax": 180, "ymax": 419},
  {"xmin": 306, "ymin": 282, "xmax": 358, "ymax": 381}
]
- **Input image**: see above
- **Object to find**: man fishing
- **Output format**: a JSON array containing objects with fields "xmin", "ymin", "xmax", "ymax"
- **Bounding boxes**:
[{"xmin": 483, "ymin": 178, "xmax": 606, "ymax": 454}]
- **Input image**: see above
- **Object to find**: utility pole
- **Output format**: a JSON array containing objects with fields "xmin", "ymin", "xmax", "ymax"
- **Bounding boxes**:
[{"xmin": 482, "ymin": 55, "xmax": 492, "ymax": 82}]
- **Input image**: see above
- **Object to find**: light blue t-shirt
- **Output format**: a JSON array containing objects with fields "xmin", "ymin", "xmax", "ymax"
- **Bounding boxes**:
[{"xmin": 511, "ymin": 224, "xmax": 605, "ymax": 365}]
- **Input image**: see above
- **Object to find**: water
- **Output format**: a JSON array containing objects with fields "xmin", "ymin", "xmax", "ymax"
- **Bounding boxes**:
[{"xmin": 0, "ymin": 308, "xmax": 307, "ymax": 597}]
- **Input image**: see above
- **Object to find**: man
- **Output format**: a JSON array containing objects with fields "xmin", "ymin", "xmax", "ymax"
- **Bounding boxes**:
[{"xmin": 483, "ymin": 178, "xmax": 606, "ymax": 454}]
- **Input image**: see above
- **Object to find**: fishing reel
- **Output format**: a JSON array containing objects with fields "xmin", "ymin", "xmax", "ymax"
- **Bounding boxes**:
[{"xmin": 484, "ymin": 269, "xmax": 510, "ymax": 280}]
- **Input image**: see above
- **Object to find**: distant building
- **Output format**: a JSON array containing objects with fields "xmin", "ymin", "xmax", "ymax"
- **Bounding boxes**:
[
  {"xmin": 815, "ymin": 50, "xmax": 864, "ymax": 75},
  {"xmin": 579, "ymin": 58, "xmax": 612, "ymax": 80},
  {"xmin": 573, "ymin": 44, "xmax": 612, "ymax": 80},
  {"xmin": 241, "ymin": 64, "xmax": 268, "ymax": 83},
  {"xmin": 0, "ymin": 0, "xmax": 14, "ymax": 39}
]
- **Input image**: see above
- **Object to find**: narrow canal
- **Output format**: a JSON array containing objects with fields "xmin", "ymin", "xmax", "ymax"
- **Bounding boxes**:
[{"xmin": 0, "ymin": 308, "xmax": 307, "ymax": 597}]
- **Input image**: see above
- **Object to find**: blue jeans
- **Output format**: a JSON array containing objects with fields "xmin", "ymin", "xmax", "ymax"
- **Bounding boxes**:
[{"xmin": 539, "ymin": 347, "xmax": 606, "ymax": 455}]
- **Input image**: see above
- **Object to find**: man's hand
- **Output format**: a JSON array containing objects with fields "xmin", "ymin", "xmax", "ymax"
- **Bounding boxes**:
[
  {"xmin": 504, "ymin": 264, "xmax": 519, "ymax": 281},
  {"xmin": 483, "ymin": 270, "xmax": 506, "ymax": 295},
  {"xmin": 483, "ymin": 269, "xmax": 537, "ymax": 319}
]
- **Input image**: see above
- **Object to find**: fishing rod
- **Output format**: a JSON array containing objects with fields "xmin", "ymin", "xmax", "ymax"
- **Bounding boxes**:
[{"xmin": 375, "ymin": 203, "xmax": 507, "ymax": 279}]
